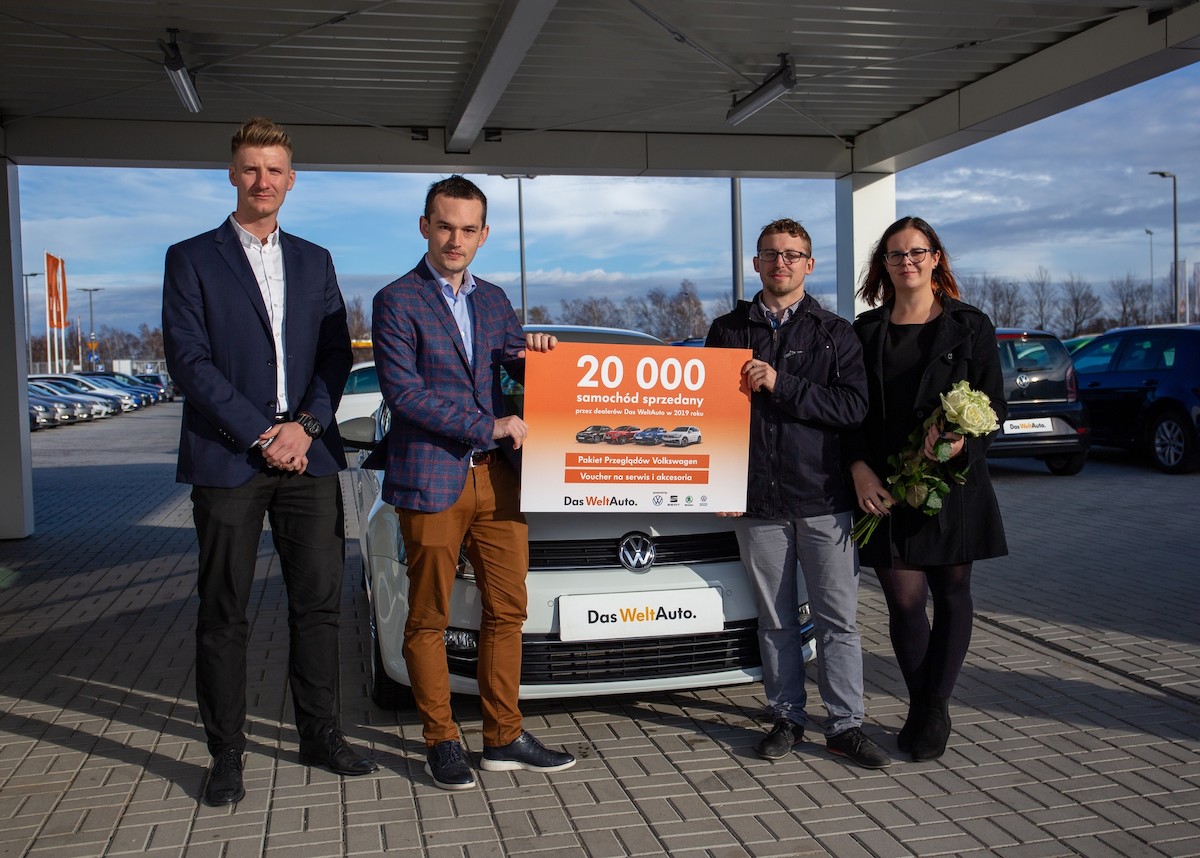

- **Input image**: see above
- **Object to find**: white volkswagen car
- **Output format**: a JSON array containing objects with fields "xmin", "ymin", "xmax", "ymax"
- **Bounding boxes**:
[
  {"xmin": 661, "ymin": 425, "xmax": 702, "ymax": 447},
  {"xmin": 341, "ymin": 326, "xmax": 814, "ymax": 708}
]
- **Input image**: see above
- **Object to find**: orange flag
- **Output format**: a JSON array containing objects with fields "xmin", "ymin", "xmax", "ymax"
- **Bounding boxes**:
[{"xmin": 45, "ymin": 252, "xmax": 69, "ymax": 329}]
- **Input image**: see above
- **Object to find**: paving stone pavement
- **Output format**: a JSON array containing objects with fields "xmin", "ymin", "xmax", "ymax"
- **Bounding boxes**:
[{"xmin": 1, "ymin": 403, "xmax": 1198, "ymax": 857}]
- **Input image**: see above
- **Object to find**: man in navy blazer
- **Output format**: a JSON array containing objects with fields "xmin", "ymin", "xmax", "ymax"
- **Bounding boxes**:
[
  {"xmin": 164, "ymin": 118, "xmax": 375, "ymax": 807},
  {"xmin": 372, "ymin": 176, "xmax": 574, "ymax": 790}
]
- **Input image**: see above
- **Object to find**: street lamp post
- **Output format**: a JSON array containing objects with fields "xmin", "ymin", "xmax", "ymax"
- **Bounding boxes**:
[
  {"xmin": 1149, "ymin": 171, "xmax": 1180, "ymax": 323},
  {"xmin": 500, "ymin": 174, "xmax": 535, "ymax": 323},
  {"xmin": 1146, "ymin": 228, "xmax": 1155, "ymax": 323},
  {"xmin": 80, "ymin": 288, "xmax": 103, "ymax": 367},
  {"xmin": 22, "ymin": 272, "xmax": 40, "ymax": 372}
]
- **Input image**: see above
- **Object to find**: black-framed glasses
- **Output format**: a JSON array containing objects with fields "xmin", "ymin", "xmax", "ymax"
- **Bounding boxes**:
[
  {"xmin": 883, "ymin": 248, "xmax": 932, "ymax": 266},
  {"xmin": 757, "ymin": 249, "xmax": 810, "ymax": 265}
]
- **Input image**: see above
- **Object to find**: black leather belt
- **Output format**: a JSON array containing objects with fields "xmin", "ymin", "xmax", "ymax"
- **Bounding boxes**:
[
  {"xmin": 274, "ymin": 412, "xmax": 289, "ymax": 424},
  {"xmin": 470, "ymin": 449, "xmax": 498, "ymax": 466}
]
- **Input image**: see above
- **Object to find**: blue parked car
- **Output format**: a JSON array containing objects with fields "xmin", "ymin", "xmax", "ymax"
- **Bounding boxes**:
[
  {"xmin": 633, "ymin": 426, "xmax": 666, "ymax": 445},
  {"xmin": 1071, "ymin": 323, "xmax": 1200, "ymax": 473}
]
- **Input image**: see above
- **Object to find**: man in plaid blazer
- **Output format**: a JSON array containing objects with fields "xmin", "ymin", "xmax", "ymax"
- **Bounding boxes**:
[{"xmin": 371, "ymin": 176, "xmax": 574, "ymax": 791}]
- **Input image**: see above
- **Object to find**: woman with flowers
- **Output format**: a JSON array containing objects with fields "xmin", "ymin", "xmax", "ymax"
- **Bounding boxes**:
[{"xmin": 848, "ymin": 216, "xmax": 1007, "ymax": 762}]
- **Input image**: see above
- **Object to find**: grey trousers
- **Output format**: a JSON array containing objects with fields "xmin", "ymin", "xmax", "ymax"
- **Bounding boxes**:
[{"xmin": 734, "ymin": 511, "xmax": 864, "ymax": 737}]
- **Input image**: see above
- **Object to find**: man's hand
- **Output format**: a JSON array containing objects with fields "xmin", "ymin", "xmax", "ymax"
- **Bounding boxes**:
[
  {"xmin": 741, "ymin": 358, "xmax": 777, "ymax": 393},
  {"xmin": 493, "ymin": 415, "xmax": 529, "ymax": 449},
  {"xmin": 519, "ymin": 331, "xmax": 558, "ymax": 357},
  {"xmin": 258, "ymin": 422, "xmax": 313, "ymax": 472}
]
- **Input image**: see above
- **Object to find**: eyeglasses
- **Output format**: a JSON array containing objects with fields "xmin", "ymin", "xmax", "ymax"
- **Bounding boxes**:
[
  {"xmin": 883, "ymin": 248, "xmax": 932, "ymax": 266},
  {"xmin": 757, "ymin": 249, "xmax": 811, "ymax": 265}
]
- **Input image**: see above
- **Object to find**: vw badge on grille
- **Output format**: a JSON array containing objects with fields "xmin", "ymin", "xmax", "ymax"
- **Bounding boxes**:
[
  {"xmin": 618, "ymin": 533, "xmax": 656, "ymax": 572},
  {"xmin": 1016, "ymin": 374, "xmax": 1031, "ymax": 389}
]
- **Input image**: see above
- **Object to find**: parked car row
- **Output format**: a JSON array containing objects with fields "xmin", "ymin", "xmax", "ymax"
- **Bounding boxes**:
[
  {"xmin": 985, "ymin": 322, "xmax": 1200, "ymax": 475},
  {"xmin": 26, "ymin": 371, "xmax": 175, "ymax": 430}
]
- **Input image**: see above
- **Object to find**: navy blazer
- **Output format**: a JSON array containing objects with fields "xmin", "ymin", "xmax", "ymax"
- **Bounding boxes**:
[
  {"xmin": 163, "ymin": 218, "xmax": 352, "ymax": 488},
  {"xmin": 371, "ymin": 258, "xmax": 525, "ymax": 512}
]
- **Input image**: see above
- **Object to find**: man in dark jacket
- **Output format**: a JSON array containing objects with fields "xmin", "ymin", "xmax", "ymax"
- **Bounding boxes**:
[
  {"xmin": 705, "ymin": 218, "xmax": 890, "ymax": 769},
  {"xmin": 164, "ymin": 117, "xmax": 375, "ymax": 807}
]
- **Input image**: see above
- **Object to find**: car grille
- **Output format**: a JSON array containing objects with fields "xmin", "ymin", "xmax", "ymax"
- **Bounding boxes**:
[
  {"xmin": 445, "ymin": 619, "xmax": 768, "ymax": 683},
  {"xmin": 529, "ymin": 531, "xmax": 739, "ymax": 570}
]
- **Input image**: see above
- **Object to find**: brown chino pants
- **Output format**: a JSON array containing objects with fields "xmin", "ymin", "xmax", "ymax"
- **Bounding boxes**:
[{"xmin": 397, "ymin": 458, "xmax": 528, "ymax": 747}]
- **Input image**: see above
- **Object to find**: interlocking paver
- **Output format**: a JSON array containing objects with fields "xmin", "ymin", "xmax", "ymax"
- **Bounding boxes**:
[{"xmin": 3, "ymin": 408, "xmax": 1200, "ymax": 858}]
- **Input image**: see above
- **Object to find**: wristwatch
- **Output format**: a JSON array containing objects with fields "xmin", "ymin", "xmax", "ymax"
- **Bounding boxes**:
[{"xmin": 295, "ymin": 412, "xmax": 324, "ymax": 439}]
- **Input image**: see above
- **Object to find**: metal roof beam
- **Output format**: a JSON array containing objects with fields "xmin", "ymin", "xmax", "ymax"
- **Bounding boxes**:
[{"xmin": 444, "ymin": 0, "xmax": 558, "ymax": 154}]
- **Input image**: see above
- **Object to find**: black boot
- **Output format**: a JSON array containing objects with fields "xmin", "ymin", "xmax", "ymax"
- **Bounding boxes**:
[
  {"xmin": 911, "ymin": 695, "xmax": 951, "ymax": 761},
  {"xmin": 896, "ymin": 695, "xmax": 925, "ymax": 754}
]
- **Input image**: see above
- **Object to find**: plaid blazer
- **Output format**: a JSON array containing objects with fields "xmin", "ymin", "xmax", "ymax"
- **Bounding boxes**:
[{"xmin": 370, "ymin": 258, "xmax": 525, "ymax": 512}]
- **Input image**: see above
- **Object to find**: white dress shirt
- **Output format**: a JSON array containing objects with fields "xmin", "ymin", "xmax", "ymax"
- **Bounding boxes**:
[{"xmin": 230, "ymin": 215, "xmax": 289, "ymax": 413}]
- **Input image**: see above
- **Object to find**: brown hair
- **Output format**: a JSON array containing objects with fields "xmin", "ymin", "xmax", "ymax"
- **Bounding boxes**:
[
  {"xmin": 231, "ymin": 117, "xmax": 293, "ymax": 161},
  {"xmin": 757, "ymin": 218, "xmax": 812, "ymax": 254},
  {"xmin": 425, "ymin": 175, "xmax": 488, "ymax": 226},
  {"xmin": 857, "ymin": 215, "xmax": 960, "ymax": 306}
]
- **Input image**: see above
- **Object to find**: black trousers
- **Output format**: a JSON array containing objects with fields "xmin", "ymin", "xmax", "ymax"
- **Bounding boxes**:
[{"xmin": 191, "ymin": 470, "xmax": 345, "ymax": 757}]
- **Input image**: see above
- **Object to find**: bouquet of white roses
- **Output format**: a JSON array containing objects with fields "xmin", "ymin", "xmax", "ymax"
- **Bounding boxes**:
[{"xmin": 851, "ymin": 380, "xmax": 999, "ymax": 548}]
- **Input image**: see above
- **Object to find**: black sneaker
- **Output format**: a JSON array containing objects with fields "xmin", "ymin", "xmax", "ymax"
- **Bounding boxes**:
[
  {"xmin": 755, "ymin": 719, "xmax": 803, "ymax": 760},
  {"xmin": 480, "ymin": 731, "xmax": 576, "ymax": 773},
  {"xmin": 425, "ymin": 740, "xmax": 476, "ymax": 790},
  {"xmin": 827, "ymin": 727, "xmax": 892, "ymax": 769}
]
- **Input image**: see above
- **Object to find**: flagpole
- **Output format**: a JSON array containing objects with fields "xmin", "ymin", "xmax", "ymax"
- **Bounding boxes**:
[
  {"xmin": 44, "ymin": 251, "xmax": 54, "ymax": 374},
  {"xmin": 60, "ymin": 260, "xmax": 69, "ymax": 372}
]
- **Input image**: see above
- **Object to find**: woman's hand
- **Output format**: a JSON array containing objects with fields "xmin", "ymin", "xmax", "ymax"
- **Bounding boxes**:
[
  {"xmin": 922, "ymin": 423, "xmax": 964, "ymax": 461},
  {"xmin": 851, "ymin": 460, "xmax": 894, "ymax": 517}
]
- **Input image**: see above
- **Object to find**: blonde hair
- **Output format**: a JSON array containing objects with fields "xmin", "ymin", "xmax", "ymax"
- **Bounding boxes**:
[{"xmin": 231, "ymin": 117, "xmax": 293, "ymax": 160}]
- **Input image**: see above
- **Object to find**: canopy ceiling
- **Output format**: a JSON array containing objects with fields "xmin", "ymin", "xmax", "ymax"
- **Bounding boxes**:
[{"xmin": 2, "ymin": 1, "xmax": 1200, "ymax": 176}]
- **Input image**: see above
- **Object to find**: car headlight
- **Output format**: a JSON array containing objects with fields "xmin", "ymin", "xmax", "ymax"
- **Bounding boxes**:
[{"xmin": 444, "ymin": 629, "xmax": 478, "ymax": 652}]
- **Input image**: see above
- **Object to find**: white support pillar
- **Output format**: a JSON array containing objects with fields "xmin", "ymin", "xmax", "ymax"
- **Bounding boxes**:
[
  {"xmin": 835, "ymin": 172, "xmax": 896, "ymax": 320},
  {"xmin": 1, "ymin": 158, "xmax": 34, "ymax": 538}
]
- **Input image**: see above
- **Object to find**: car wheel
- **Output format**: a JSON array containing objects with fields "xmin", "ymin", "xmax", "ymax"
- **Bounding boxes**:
[
  {"xmin": 367, "ymin": 590, "xmax": 415, "ymax": 709},
  {"xmin": 1043, "ymin": 452, "xmax": 1087, "ymax": 476},
  {"xmin": 1149, "ymin": 410, "xmax": 1198, "ymax": 474}
]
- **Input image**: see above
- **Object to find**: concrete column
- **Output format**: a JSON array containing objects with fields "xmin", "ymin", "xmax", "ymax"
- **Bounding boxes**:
[
  {"xmin": 834, "ymin": 172, "xmax": 896, "ymax": 320},
  {"xmin": 1, "ymin": 158, "xmax": 34, "ymax": 538}
]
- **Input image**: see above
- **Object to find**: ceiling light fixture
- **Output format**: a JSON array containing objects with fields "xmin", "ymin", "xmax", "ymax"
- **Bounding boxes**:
[
  {"xmin": 159, "ymin": 28, "xmax": 203, "ymax": 113},
  {"xmin": 726, "ymin": 53, "xmax": 795, "ymax": 127}
]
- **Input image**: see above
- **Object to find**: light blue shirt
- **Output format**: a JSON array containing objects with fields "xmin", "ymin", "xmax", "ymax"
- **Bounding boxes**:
[{"xmin": 426, "ymin": 253, "xmax": 477, "ymax": 367}]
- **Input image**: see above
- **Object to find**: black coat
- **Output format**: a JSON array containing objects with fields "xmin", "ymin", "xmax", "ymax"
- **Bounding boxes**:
[
  {"xmin": 848, "ymin": 298, "xmax": 1008, "ymax": 567},
  {"xmin": 706, "ymin": 292, "xmax": 868, "ymax": 519}
]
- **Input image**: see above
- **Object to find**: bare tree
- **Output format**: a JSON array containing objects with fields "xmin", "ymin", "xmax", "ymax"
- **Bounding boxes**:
[
  {"xmin": 137, "ymin": 323, "xmax": 164, "ymax": 359},
  {"xmin": 1054, "ymin": 275, "xmax": 1103, "ymax": 337},
  {"xmin": 527, "ymin": 305, "xmax": 553, "ymax": 324},
  {"xmin": 1108, "ymin": 274, "xmax": 1154, "ymax": 327},
  {"xmin": 957, "ymin": 273, "xmax": 982, "ymax": 307},
  {"xmin": 345, "ymin": 295, "xmax": 370, "ymax": 341},
  {"xmin": 622, "ymin": 295, "xmax": 652, "ymax": 334},
  {"xmin": 708, "ymin": 291, "xmax": 734, "ymax": 321},
  {"xmin": 1025, "ymin": 266, "xmax": 1056, "ymax": 330},
  {"xmin": 559, "ymin": 296, "xmax": 623, "ymax": 327},
  {"xmin": 984, "ymin": 275, "xmax": 1026, "ymax": 327}
]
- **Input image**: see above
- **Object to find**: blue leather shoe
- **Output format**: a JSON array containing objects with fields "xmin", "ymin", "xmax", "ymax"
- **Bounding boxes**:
[
  {"xmin": 480, "ymin": 731, "xmax": 576, "ymax": 773},
  {"xmin": 425, "ymin": 740, "xmax": 476, "ymax": 790}
]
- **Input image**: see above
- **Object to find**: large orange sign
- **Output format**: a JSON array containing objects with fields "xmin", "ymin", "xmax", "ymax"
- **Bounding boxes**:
[{"xmin": 520, "ymin": 342, "xmax": 751, "ymax": 512}]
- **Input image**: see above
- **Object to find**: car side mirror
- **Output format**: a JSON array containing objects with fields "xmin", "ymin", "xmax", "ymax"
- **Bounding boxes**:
[{"xmin": 339, "ymin": 415, "xmax": 378, "ymax": 451}]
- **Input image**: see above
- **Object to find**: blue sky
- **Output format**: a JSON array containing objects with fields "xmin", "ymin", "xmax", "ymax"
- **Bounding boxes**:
[{"xmin": 17, "ymin": 63, "xmax": 1200, "ymax": 335}]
